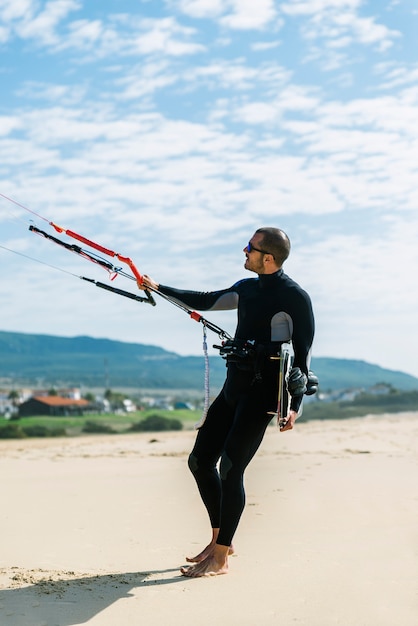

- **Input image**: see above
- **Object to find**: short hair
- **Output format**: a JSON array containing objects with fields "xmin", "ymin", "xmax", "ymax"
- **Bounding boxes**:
[{"xmin": 255, "ymin": 227, "xmax": 291, "ymax": 266}]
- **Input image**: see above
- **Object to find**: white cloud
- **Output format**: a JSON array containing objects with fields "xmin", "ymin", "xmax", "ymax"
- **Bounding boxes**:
[
  {"xmin": 0, "ymin": 0, "xmax": 37, "ymax": 22},
  {"xmin": 282, "ymin": 0, "xmax": 362, "ymax": 10},
  {"xmin": 234, "ymin": 84, "xmax": 320, "ymax": 124},
  {"xmin": 281, "ymin": 0, "xmax": 400, "ymax": 54},
  {"xmin": 16, "ymin": 81, "xmax": 87, "ymax": 105},
  {"xmin": 234, "ymin": 102, "xmax": 279, "ymax": 124},
  {"xmin": 171, "ymin": 0, "xmax": 224, "ymax": 19},
  {"xmin": 0, "ymin": 115, "xmax": 22, "ymax": 136},
  {"xmin": 65, "ymin": 18, "xmax": 103, "ymax": 46},
  {"xmin": 334, "ymin": 12, "xmax": 398, "ymax": 52},
  {"xmin": 183, "ymin": 59, "xmax": 291, "ymax": 92},
  {"xmin": 172, "ymin": 0, "xmax": 278, "ymax": 30},
  {"xmin": 114, "ymin": 58, "xmax": 292, "ymax": 109},
  {"xmin": 53, "ymin": 15, "xmax": 205, "ymax": 59},
  {"xmin": 130, "ymin": 17, "xmax": 205, "ymax": 56},
  {"xmin": 16, "ymin": 0, "xmax": 82, "ymax": 46},
  {"xmin": 114, "ymin": 60, "xmax": 179, "ymax": 100},
  {"xmin": 0, "ymin": 4, "xmax": 205, "ymax": 59},
  {"xmin": 251, "ymin": 40, "xmax": 281, "ymax": 51},
  {"xmin": 220, "ymin": 0, "xmax": 277, "ymax": 30},
  {"xmin": 375, "ymin": 63, "xmax": 418, "ymax": 90}
]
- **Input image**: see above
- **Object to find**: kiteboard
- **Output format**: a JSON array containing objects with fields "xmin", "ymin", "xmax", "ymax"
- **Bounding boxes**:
[{"xmin": 268, "ymin": 342, "xmax": 303, "ymax": 428}]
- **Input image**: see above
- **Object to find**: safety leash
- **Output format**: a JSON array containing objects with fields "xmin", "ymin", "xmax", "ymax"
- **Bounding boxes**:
[{"xmin": 194, "ymin": 324, "xmax": 210, "ymax": 429}]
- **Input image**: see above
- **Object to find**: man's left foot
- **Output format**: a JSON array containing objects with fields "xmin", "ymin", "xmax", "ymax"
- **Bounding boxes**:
[{"xmin": 181, "ymin": 544, "xmax": 230, "ymax": 578}]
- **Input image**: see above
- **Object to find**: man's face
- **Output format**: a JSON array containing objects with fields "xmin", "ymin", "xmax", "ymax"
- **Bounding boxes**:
[{"xmin": 243, "ymin": 233, "xmax": 268, "ymax": 274}]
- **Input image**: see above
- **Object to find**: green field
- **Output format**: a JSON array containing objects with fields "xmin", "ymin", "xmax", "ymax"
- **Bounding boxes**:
[{"xmin": 0, "ymin": 409, "xmax": 202, "ymax": 438}]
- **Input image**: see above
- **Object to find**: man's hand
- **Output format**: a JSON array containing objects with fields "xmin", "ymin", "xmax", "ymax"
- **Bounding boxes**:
[
  {"xmin": 279, "ymin": 410, "xmax": 298, "ymax": 432},
  {"xmin": 137, "ymin": 274, "xmax": 159, "ymax": 291}
]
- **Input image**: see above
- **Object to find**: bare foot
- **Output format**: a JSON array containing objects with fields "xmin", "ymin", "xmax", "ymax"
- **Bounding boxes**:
[
  {"xmin": 181, "ymin": 544, "xmax": 229, "ymax": 578},
  {"xmin": 186, "ymin": 542, "xmax": 234, "ymax": 563}
]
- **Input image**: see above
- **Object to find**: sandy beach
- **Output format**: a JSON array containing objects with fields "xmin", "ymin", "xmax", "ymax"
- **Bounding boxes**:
[{"xmin": 0, "ymin": 412, "xmax": 417, "ymax": 626}]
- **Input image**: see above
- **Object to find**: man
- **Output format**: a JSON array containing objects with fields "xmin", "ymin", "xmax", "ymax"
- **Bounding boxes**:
[{"xmin": 140, "ymin": 227, "xmax": 315, "ymax": 577}]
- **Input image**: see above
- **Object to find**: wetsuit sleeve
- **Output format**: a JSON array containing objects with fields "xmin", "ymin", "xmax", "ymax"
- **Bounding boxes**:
[
  {"xmin": 158, "ymin": 284, "xmax": 239, "ymax": 311},
  {"xmin": 289, "ymin": 289, "xmax": 315, "ymax": 412}
]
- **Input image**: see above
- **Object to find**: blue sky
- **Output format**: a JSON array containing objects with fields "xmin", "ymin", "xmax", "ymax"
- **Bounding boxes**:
[{"xmin": 1, "ymin": 0, "xmax": 418, "ymax": 379}]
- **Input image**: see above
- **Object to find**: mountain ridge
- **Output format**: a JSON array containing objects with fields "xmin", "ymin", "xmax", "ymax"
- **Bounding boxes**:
[{"xmin": 0, "ymin": 330, "xmax": 417, "ymax": 392}]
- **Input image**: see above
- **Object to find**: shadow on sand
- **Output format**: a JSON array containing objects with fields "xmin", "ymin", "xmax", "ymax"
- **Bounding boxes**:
[{"xmin": 0, "ymin": 567, "xmax": 186, "ymax": 625}]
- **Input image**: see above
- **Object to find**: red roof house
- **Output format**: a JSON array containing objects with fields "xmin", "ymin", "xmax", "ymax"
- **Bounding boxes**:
[{"xmin": 18, "ymin": 395, "xmax": 91, "ymax": 417}]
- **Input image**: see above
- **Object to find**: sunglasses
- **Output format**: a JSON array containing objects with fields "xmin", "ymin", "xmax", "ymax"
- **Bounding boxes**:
[{"xmin": 246, "ymin": 241, "xmax": 274, "ymax": 257}]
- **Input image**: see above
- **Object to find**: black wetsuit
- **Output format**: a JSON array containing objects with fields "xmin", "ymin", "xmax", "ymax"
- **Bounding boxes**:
[{"xmin": 159, "ymin": 270, "xmax": 314, "ymax": 546}]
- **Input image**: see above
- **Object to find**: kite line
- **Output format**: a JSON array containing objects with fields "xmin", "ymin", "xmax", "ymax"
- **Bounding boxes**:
[{"xmin": 0, "ymin": 192, "xmax": 233, "ymax": 421}]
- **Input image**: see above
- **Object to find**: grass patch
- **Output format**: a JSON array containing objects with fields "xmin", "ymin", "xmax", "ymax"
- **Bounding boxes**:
[
  {"xmin": 128, "ymin": 414, "xmax": 183, "ymax": 432},
  {"xmin": 0, "ymin": 423, "xmax": 27, "ymax": 439},
  {"xmin": 21, "ymin": 424, "xmax": 66, "ymax": 437},
  {"xmin": 0, "ymin": 409, "xmax": 201, "ymax": 438},
  {"xmin": 82, "ymin": 421, "xmax": 117, "ymax": 434}
]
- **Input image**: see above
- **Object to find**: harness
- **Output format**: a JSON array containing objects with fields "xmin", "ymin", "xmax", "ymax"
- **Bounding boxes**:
[{"xmin": 213, "ymin": 338, "xmax": 283, "ymax": 383}]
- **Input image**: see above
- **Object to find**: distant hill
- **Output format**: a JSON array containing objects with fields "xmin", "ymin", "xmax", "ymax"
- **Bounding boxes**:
[
  {"xmin": 310, "ymin": 357, "xmax": 418, "ymax": 392},
  {"xmin": 0, "ymin": 330, "xmax": 417, "ymax": 392}
]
